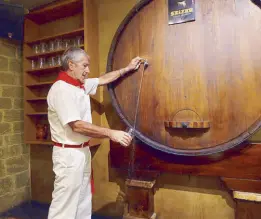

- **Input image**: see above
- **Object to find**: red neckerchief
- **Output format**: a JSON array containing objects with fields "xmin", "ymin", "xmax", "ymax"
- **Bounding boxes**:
[{"xmin": 56, "ymin": 71, "xmax": 85, "ymax": 90}]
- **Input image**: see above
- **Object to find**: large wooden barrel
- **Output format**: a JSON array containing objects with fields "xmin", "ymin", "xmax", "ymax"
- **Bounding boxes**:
[{"xmin": 107, "ymin": 0, "xmax": 261, "ymax": 156}]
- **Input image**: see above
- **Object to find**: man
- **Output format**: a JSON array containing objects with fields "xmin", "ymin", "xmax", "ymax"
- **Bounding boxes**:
[{"xmin": 47, "ymin": 47, "xmax": 143, "ymax": 219}]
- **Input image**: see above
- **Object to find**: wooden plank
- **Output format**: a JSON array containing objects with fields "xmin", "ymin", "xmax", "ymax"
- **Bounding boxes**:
[
  {"xmin": 222, "ymin": 178, "xmax": 261, "ymax": 193},
  {"xmin": 110, "ymin": 141, "xmax": 261, "ymax": 180},
  {"xmin": 26, "ymin": 81, "xmax": 54, "ymax": 88},
  {"xmin": 84, "ymin": 0, "xmax": 101, "ymax": 127},
  {"xmin": 25, "ymin": 28, "xmax": 84, "ymax": 45},
  {"xmin": 26, "ymin": 0, "xmax": 83, "ymax": 24},
  {"xmin": 164, "ymin": 121, "xmax": 210, "ymax": 129},
  {"xmin": 26, "ymin": 44, "xmax": 84, "ymax": 59}
]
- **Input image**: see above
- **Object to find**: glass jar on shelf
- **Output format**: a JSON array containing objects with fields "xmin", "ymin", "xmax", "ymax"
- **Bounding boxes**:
[
  {"xmin": 38, "ymin": 57, "xmax": 46, "ymax": 69},
  {"xmin": 31, "ymin": 59, "xmax": 37, "ymax": 69},
  {"xmin": 55, "ymin": 38, "xmax": 63, "ymax": 50},
  {"xmin": 56, "ymin": 55, "xmax": 62, "ymax": 66},
  {"xmin": 48, "ymin": 40, "xmax": 55, "ymax": 52},
  {"xmin": 63, "ymin": 39, "xmax": 71, "ymax": 49},
  {"xmin": 40, "ymin": 42, "xmax": 48, "ymax": 53},
  {"xmin": 71, "ymin": 36, "xmax": 83, "ymax": 47},
  {"xmin": 47, "ymin": 56, "xmax": 56, "ymax": 67},
  {"xmin": 33, "ymin": 44, "xmax": 40, "ymax": 54},
  {"xmin": 76, "ymin": 36, "xmax": 83, "ymax": 46}
]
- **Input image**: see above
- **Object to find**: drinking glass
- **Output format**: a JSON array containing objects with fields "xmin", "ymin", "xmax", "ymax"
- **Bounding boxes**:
[
  {"xmin": 31, "ymin": 60, "xmax": 36, "ymax": 69},
  {"xmin": 76, "ymin": 36, "xmax": 83, "ymax": 46},
  {"xmin": 40, "ymin": 42, "xmax": 48, "ymax": 53},
  {"xmin": 33, "ymin": 44, "xmax": 40, "ymax": 54},
  {"xmin": 47, "ymin": 56, "xmax": 56, "ymax": 67},
  {"xmin": 39, "ymin": 57, "xmax": 46, "ymax": 68},
  {"xmin": 126, "ymin": 127, "xmax": 135, "ymax": 137},
  {"xmin": 55, "ymin": 38, "xmax": 63, "ymax": 50},
  {"xmin": 49, "ymin": 40, "xmax": 55, "ymax": 51},
  {"xmin": 63, "ymin": 39, "xmax": 71, "ymax": 49},
  {"xmin": 56, "ymin": 55, "xmax": 62, "ymax": 66}
]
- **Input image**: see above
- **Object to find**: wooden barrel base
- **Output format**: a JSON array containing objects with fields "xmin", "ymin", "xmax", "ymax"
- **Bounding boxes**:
[
  {"xmin": 123, "ymin": 212, "xmax": 157, "ymax": 219},
  {"xmin": 124, "ymin": 179, "xmax": 157, "ymax": 219}
]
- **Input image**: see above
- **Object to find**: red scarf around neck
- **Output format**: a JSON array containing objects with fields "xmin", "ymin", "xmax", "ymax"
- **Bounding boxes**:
[{"xmin": 56, "ymin": 71, "xmax": 85, "ymax": 90}]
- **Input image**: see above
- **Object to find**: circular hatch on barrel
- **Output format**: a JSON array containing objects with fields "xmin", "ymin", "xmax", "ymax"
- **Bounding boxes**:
[{"xmin": 107, "ymin": 0, "xmax": 261, "ymax": 156}]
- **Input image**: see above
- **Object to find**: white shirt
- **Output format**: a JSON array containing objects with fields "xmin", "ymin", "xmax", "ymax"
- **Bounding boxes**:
[{"xmin": 47, "ymin": 78, "xmax": 99, "ymax": 144}]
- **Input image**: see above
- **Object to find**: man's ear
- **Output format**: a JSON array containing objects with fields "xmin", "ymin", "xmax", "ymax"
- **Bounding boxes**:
[{"xmin": 68, "ymin": 60, "xmax": 74, "ymax": 70}]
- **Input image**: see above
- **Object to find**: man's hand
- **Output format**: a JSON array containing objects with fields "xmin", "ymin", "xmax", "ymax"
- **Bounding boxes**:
[
  {"xmin": 98, "ymin": 56, "xmax": 145, "ymax": 86},
  {"xmin": 108, "ymin": 130, "xmax": 133, "ymax": 147},
  {"xmin": 126, "ymin": 57, "xmax": 143, "ymax": 72}
]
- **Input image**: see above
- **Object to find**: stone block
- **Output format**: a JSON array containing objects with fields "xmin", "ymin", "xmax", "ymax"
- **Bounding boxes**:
[
  {"xmin": 4, "ymin": 110, "xmax": 24, "ymax": 122},
  {"xmin": 13, "ymin": 121, "xmax": 24, "ymax": 133},
  {"xmin": 0, "ymin": 136, "xmax": 3, "ymax": 146},
  {"xmin": 15, "ymin": 74, "xmax": 23, "ymax": 85},
  {"xmin": 7, "ymin": 144, "xmax": 22, "ymax": 157},
  {"xmin": 16, "ymin": 45, "xmax": 22, "ymax": 59},
  {"xmin": 22, "ymin": 144, "xmax": 30, "ymax": 154},
  {"xmin": 4, "ymin": 134, "xmax": 23, "ymax": 145},
  {"xmin": 0, "ymin": 98, "xmax": 12, "ymax": 109},
  {"xmin": 0, "ymin": 123, "xmax": 11, "ymax": 135},
  {"xmin": 0, "ymin": 176, "xmax": 14, "ymax": 196},
  {"xmin": 5, "ymin": 154, "xmax": 29, "ymax": 174},
  {"xmin": 9, "ymin": 58, "xmax": 22, "ymax": 73},
  {"xmin": 13, "ymin": 98, "xmax": 23, "ymax": 109},
  {"xmin": 0, "ymin": 147, "xmax": 7, "ymax": 159},
  {"xmin": 0, "ymin": 40, "xmax": 17, "ymax": 57},
  {"xmin": 0, "ymin": 186, "xmax": 30, "ymax": 213},
  {"xmin": 15, "ymin": 170, "xmax": 29, "ymax": 188},
  {"xmin": 2, "ymin": 86, "xmax": 23, "ymax": 98},
  {"xmin": 0, "ymin": 160, "xmax": 6, "ymax": 177},
  {"xmin": 0, "ymin": 73, "xmax": 16, "ymax": 85},
  {"xmin": 0, "ymin": 56, "xmax": 8, "ymax": 71}
]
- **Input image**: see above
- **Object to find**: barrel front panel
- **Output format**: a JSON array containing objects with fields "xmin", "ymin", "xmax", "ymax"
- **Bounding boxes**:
[{"xmin": 109, "ymin": 0, "xmax": 261, "ymax": 153}]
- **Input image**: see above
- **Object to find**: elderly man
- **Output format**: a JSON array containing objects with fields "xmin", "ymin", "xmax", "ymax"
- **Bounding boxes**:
[{"xmin": 47, "ymin": 47, "xmax": 142, "ymax": 219}]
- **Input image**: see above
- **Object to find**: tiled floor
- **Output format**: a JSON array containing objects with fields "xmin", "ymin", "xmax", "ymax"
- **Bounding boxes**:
[{"xmin": 0, "ymin": 201, "xmax": 121, "ymax": 219}]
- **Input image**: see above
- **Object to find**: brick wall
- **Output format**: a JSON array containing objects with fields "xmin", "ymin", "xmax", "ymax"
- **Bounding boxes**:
[{"xmin": 0, "ymin": 38, "xmax": 30, "ymax": 213}]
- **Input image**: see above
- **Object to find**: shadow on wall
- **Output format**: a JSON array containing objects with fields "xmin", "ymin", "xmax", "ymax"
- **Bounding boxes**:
[
  {"xmin": 106, "ymin": 166, "xmax": 235, "ymax": 217},
  {"xmin": 156, "ymin": 173, "xmax": 235, "ymax": 209}
]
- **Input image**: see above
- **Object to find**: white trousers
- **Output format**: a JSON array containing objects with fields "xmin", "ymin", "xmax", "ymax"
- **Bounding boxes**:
[{"xmin": 48, "ymin": 146, "xmax": 92, "ymax": 219}]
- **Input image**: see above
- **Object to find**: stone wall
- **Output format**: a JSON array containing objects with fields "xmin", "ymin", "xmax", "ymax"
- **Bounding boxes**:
[{"xmin": 0, "ymin": 38, "xmax": 30, "ymax": 213}]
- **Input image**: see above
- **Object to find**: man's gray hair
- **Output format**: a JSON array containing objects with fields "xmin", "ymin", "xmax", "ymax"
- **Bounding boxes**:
[{"xmin": 61, "ymin": 47, "xmax": 89, "ymax": 71}]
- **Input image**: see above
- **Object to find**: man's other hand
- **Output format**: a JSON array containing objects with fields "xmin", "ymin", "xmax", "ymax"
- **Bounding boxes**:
[{"xmin": 109, "ymin": 130, "xmax": 132, "ymax": 147}]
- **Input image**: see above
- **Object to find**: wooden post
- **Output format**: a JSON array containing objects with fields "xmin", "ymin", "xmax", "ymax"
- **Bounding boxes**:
[
  {"xmin": 221, "ymin": 178, "xmax": 261, "ymax": 219},
  {"xmin": 123, "ymin": 179, "xmax": 157, "ymax": 219}
]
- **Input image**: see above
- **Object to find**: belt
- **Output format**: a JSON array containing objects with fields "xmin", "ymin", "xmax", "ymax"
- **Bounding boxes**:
[{"xmin": 53, "ymin": 141, "xmax": 89, "ymax": 148}]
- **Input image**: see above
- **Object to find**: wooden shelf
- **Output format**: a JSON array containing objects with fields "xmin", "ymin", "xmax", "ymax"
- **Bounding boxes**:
[
  {"xmin": 27, "ymin": 97, "xmax": 47, "ymax": 102},
  {"xmin": 26, "ymin": 112, "xmax": 48, "ymax": 116},
  {"xmin": 26, "ymin": 0, "xmax": 83, "ymax": 25},
  {"xmin": 26, "ymin": 44, "xmax": 84, "ymax": 60},
  {"xmin": 26, "ymin": 140, "xmax": 53, "ymax": 145},
  {"xmin": 26, "ymin": 65, "xmax": 61, "ymax": 74},
  {"xmin": 26, "ymin": 81, "xmax": 54, "ymax": 88},
  {"xmin": 23, "ymin": 0, "xmax": 101, "ymax": 149},
  {"xmin": 25, "ymin": 28, "xmax": 84, "ymax": 45}
]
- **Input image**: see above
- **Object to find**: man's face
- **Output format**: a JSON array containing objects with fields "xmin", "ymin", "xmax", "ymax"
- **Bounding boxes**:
[{"xmin": 69, "ymin": 55, "xmax": 90, "ymax": 83}]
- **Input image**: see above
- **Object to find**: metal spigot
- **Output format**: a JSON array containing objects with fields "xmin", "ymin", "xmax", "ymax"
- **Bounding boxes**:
[{"xmin": 142, "ymin": 59, "xmax": 149, "ymax": 67}]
